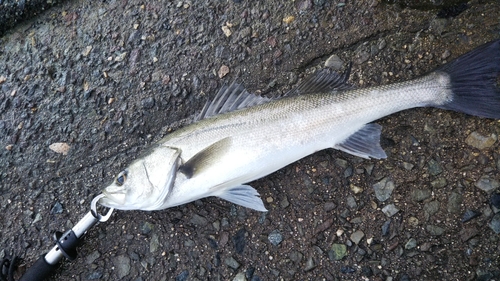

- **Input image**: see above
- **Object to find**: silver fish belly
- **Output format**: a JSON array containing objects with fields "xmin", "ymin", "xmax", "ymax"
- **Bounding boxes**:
[{"xmin": 99, "ymin": 40, "xmax": 500, "ymax": 212}]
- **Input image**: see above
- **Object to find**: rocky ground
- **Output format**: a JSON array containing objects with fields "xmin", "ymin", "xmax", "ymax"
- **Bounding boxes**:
[{"xmin": 0, "ymin": 0, "xmax": 499, "ymax": 280}]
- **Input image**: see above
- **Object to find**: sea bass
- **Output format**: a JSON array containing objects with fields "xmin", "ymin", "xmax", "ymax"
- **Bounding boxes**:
[{"xmin": 99, "ymin": 40, "xmax": 500, "ymax": 212}]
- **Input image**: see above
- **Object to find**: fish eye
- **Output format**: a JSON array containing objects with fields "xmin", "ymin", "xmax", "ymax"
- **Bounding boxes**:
[{"xmin": 115, "ymin": 170, "xmax": 128, "ymax": 186}]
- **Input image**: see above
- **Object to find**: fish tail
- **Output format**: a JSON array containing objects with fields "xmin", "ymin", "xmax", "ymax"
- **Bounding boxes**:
[{"xmin": 436, "ymin": 39, "xmax": 500, "ymax": 119}]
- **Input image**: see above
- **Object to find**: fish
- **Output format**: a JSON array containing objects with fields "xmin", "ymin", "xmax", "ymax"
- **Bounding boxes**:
[{"xmin": 99, "ymin": 39, "xmax": 500, "ymax": 212}]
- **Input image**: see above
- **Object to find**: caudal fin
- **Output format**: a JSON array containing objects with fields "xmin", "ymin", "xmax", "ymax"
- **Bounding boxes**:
[{"xmin": 437, "ymin": 39, "xmax": 500, "ymax": 119}]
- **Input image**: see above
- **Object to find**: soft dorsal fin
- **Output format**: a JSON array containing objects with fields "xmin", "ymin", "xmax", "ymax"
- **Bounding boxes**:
[
  {"xmin": 196, "ymin": 82, "xmax": 271, "ymax": 121},
  {"xmin": 285, "ymin": 64, "xmax": 352, "ymax": 96},
  {"xmin": 179, "ymin": 137, "xmax": 232, "ymax": 178},
  {"xmin": 333, "ymin": 123, "xmax": 387, "ymax": 159}
]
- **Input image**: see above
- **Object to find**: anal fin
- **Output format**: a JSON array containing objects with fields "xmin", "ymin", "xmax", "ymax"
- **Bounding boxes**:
[
  {"xmin": 216, "ymin": 185, "xmax": 267, "ymax": 212},
  {"xmin": 334, "ymin": 123, "xmax": 387, "ymax": 159}
]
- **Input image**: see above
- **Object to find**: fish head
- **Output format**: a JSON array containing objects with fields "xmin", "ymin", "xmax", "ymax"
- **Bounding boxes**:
[{"xmin": 100, "ymin": 145, "xmax": 181, "ymax": 210}]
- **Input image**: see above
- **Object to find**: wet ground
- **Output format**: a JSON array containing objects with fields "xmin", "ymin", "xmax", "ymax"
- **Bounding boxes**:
[{"xmin": 1, "ymin": 0, "xmax": 499, "ymax": 280}]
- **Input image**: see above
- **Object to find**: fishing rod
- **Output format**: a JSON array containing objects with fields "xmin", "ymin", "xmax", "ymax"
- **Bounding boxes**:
[{"xmin": 1, "ymin": 195, "xmax": 113, "ymax": 281}]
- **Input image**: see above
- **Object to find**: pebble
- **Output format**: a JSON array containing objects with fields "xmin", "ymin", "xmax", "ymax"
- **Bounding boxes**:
[
  {"xmin": 268, "ymin": 230, "xmax": 283, "ymax": 246},
  {"xmin": 426, "ymin": 225, "xmax": 445, "ymax": 236},
  {"xmin": 491, "ymin": 193, "xmax": 500, "ymax": 209},
  {"xmin": 462, "ymin": 210, "xmax": 481, "ymax": 223},
  {"xmin": 190, "ymin": 214, "xmax": 208, "ymax": 226},
  {"xmin": 49, "ymin": 142, "xmax": 71, "ymax": 155},
  {"xmin": 304, "ymin": 256, "xmax": 316, "ymax": 271},
  {"xmin": 411, "ymin": 189, "xmax": 431, "ymax": 202},
  {"xmin": 141, "ymin": 222, "xmax": 154, "ymax": 235},
  {"xmin": 405, "ymin": 238, "xmax": 417, "ymax": 250},
  {"xmin": 140, "ymin": 97, "xmax": 155, "ymax": 109},
  {"xmin": 225, "ymin": 256, "xmax": 241, "ymax": 270},
  {"xmin": 340, "ymin": 266, "xmax": 356, "ymax": 274},
  {"xmin": 150, "ymin": 234, "xmax": 160, "ymax": 253},
  {"xmin": 465, "ymin": 132, "xmax": 497, "ymax": 149},
  {"xmin": 475, "ymin": 176, "xmax": 499, "ymax": 192},
  {"xmin": 382, "ymin": 204, "xmax": 399, "ymax": 217},
  {"xmin": 447, "ymin": 191, "xmax": 463, "ymax": 214},
  {"xmin": 459, "ymin": 227, "xmax": 478, "ymax": 242},
  {"xmin": 381, "ymin": 220, "xmax": 391, "ymax": 236},
  {"xmin": 218, "ymin": 65, "xmax": 230, "ymax": 78},
  {"xmin": 113, "ymin": 255, "xmax": 131, "ymax": 279},
  {"xmin": 427, "ymin": 159, "xmax": 442, "ymax": 176},
  {"xmin": 329, "ymin": 244, "xmax": 347, "ymax": 260},
  {"xmin": 373, "ymin": 177, "xmax": 395, "ymax": 202},
  {"xmin": 87, "ymin": 271, "xmax": 103, "ymax": 280},
  {"xmin": 350, "ymin": 230, "xmax": 364, "ymax": 244},
  {"xmin": 346, "ymin": 195, "xmax": 357, "ymax": 208},
  {"xmin": 349, "ymin": 184, "xmax": 363, "ymax": 194},
  {"xmin": 176, "ymin": 270, "xmax": 189, "ymax": 281},
  {"xmin": 233, "ymin": 228, "xmax": 246, "ymax": 254},
  {"xmin": 233, "ymin": 272, "xmax": 246, "ymax": 281},
  {"xmin": 424, "ymin": 201, "xmax": 440, "ymax": 217},
  {"xmin": 50, "ymin": 202, "xmax": 63, "ymax": 214},
  {"xmin": 324, "ymin": 54, "xmax": 344, "ymax": 70},
  {"xmin": 489, "ymin": 213, "xmax": 500, "ymax": 234},
  {"xmin": 289, "ymin": 250, "xmax": 303, "ymax": 263},
  {"xmin": 431, "ymin": 178, "xmax": 447, "ymax": 188}
]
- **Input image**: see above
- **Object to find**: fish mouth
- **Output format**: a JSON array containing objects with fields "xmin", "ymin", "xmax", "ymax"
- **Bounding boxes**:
[{"xmin": 99, "ymin": 191, "xmax": 126, "ymax": 209}]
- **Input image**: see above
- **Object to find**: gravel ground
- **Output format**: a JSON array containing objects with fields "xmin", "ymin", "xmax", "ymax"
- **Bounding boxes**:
[{"xmin": 1, "ymin": 0, "xmax": 499, "ymax": 280}]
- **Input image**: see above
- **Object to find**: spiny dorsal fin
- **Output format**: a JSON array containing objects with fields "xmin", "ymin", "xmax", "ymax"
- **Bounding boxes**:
[
  {"xmin": 196, "ymin": 82, "xmax": 271, "ymax": 121},
  {"xmin": 285, "ymin": 63, "xmax": 352, "ymax": 96},
  {"xmin": 333, "ymin": 123, "xmax": 387, "ymax": 159},
  {"xmin": 179, "ymin": 137, "xmax": 232, "ymax": 178}
]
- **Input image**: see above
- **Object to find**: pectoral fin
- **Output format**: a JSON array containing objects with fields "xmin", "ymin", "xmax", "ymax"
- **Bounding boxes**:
[
  {"xmin": 179, "ymin": 137, "xmax": 232, "ymax": 178},
  {"xmin": 216, "ymin": 185, "xmax": 268, "ymax": 212},
  {"xmin": 334, "ymin": 123, "xmax": 387, "ymax": 159}
]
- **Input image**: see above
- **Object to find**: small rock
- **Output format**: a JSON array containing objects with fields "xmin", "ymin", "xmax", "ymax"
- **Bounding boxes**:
[
  {"xmin": 289, "ymin": 250, "xmax": 303, "ymax": 263},
  {"xmin": 350, "ymin": 184, "xmax": 363, "ymax": 194},
  {"xmin": 459, "ymin": 227, "xmax": 478, "ymax": 242},
  {"xmin": 424, "ymin": 201, "xmax": 440, "ymax": 216},
  {"xmin": 32, "ymin": 213, "xmax": 42, "ymax": 224},
  {"xmin": 428, "ymin": 159, "xmax": 442, "ymax": 176},
  {"xmin": 268, "ymin": 230, "xmax": 283, "ymax": 246},
  {"xmin": 221, "ymin": 26, "xmax": 232, "ymax": 37},
  {"xmin": 85, "ymin": 250, "xmax": 101, "ymax": 264},
  {"xmin": 233, "ymin": 272, "xmax": 246, "ymax": 281},
  {"xmin": 373, "ymin": 177, "xmax": 395, "ymax": 202},
  {"xmin": 491, "ymin": 193, "xmax": 500, "ymax": 209},
  {"xmin": 465, "ymin": 132, "xmax": 497, "ymax": 149},
  {"xmin": 50, "ymin": 202, "xmax": 63, "ymax": 214},
  {"xmin": 411, "ymin": 189, "xmax": 431, "ymax": 202},
  {"xmin": 87, "ymin": 271, "xmax": 103, "ymax": 280},
  {"xmin": 475, "ymin": 176, "xmax": 499, "ymax": 192},
  {"xmin": 405, "ymin": 238, "xmax": 417, "ymax": 250},
  {"xmin": 141, "ymin": 222, "xmax": 154, "ymax": 235},
  {"xmin": 324, "ymin": 54, "xmax": 344, "ymax": 70},
  {"xmin": 340, "ymin": 266, "xmax": 356, "ymax": 274},
  {"xmin": 447, "ymin": 191, "xmax": 463, "ymax": 214},
  {"xmin": 304, "ymin": 256, "xmax": 316, "ymax": 271},
  {"xmin": 361, "ymin": 266, "xmax": 373, "ymax": 277},
  {"xmin": 225, "ymin": 256, "xmax": 241, "ymax": 270},
  {"xmin": 113, "ymin": 255, "xmax": 131, "ymax": 279},
  {"xmin": 381, "ymin": 220, "xmax": 391, "ymax": 236},
  {"xmin": 329, "ymin": 244, "xmax": 347, "ymax": 261},
  {"xmin": 402, "ymin": 162, "xmax": 414, "ymax": 171},
  {"xmin": 350, "ymin": 230, "xmax": 364, "ymax": 244},
  {"xmin": 49, "ymin": 142, "xmax": 71, "ymax": 155},
  {"xmin": 461, "ymin": 209, "xmax": 480, "ymax": 223},
  {"xmin": 218, "ymin": 65, "xmax": 230, "ymax": 78},
  {"xmin": 233, "ymin": 228, "xmax": 246, "ymax": 254},
  {"xmin": 150, "ymin": 234, "xmax": 160, "ymax": 253},
  {"xmin": 324, "ymin": 202, "xmax": 336, "ymax": 212},
  {"xmin": 382, "ymin": 204, "xmax": 399, "ymax": 217},
  {"xmin": 431, "ymin": 178, "xmax": 447, "ymax": 188},
  {"xmin": 426, "ymin": 225, "xmax": 445, "ymax": 236},
  {"xmin": 489, "ymin": 213, "xmax": 500, "ymax": 234},
  {"xmin": 176, "ymin": 270, "xmax": 189, "ymax": 281},
  {"xmin": 190, "ymin": 214, "xmax": 208, "ymax": 226},
  {"xmin": 346, "ymin": 195, "xmax": 357, "ymax": 208},
  {"xmin": 140, "ymin": 97, "xmax": 155, "ymax": 109}
]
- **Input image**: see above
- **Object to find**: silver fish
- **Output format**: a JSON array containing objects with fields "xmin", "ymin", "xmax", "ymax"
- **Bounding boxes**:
[{"xmin": 99, "ymin": 40, "xmax": 500, "ymax": 212}]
